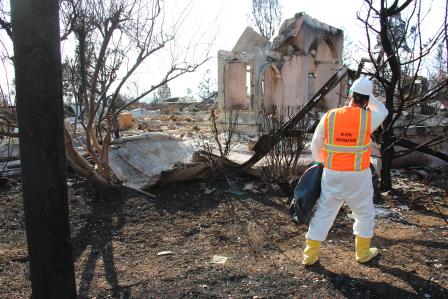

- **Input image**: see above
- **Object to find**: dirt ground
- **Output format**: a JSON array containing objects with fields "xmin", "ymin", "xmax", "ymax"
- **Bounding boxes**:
[{"xmin": 1, "ymin": 166, "xmax": 447, "ymax": 298}]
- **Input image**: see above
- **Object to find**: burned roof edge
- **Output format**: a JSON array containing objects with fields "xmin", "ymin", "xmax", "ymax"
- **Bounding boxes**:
[{"xmin": 272, "ymin": 12, "xmax": 343, "ymax": 51}]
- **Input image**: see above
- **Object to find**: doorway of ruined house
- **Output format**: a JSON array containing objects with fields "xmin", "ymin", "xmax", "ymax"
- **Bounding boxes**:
[
  {"xmin": 262, "ymin": 64, "xmax": 282, "ymax": 116},
  {"xmin": 223, "ymin": 62, "xmax": 251, "ymax": 111}
]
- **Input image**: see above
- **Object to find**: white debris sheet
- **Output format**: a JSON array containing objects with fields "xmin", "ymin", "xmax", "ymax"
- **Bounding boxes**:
[{"xmin": 108, "ymin": 132, "xmax": 194, "ymax": 189}]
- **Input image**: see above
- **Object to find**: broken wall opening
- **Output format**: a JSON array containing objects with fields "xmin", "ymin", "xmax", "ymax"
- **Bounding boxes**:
[
  {"xmin": 263, "ymin": 64, "xmax": 282, "ymax": 115},
  {"xmin": 223, "ymin": 62, "xmax": 248, "ymax": 110}
]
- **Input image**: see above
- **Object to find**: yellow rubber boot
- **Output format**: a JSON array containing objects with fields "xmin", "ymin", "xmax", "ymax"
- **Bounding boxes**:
[
  {"xmin": 302, "ymin": 239, "xmax": 321, "ymax": 266},
  {"xmin": 355, "ymin": 236, "xmax": 378, "ymax": 263}
]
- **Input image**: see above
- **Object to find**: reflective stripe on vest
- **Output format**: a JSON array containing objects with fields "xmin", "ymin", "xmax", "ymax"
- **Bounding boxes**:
[
  {"xmin": 324, "ymin": 144, "xmax": 370, "ymax": 153},
  {"xmin": 326, "ymin": 111, "xmax": 336, "ymax": 169},
  {"xmin": 355, "ymin": 109, "xmax": 369, "ymax": 171},
  {"xmin": 324, "ymin": 108, "xmax": 371, "ymax": 171}
]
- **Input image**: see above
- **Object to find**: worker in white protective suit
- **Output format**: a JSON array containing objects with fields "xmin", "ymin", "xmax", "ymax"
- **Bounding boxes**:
[{"xmin": 302, "ymin": 76, "xmax": 388, "ymax": 266}]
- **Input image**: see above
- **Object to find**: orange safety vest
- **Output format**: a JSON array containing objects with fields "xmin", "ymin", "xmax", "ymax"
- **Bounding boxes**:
[{"xmin": 323, "ymin": 107, "xmax": 371, "ymax": 171}]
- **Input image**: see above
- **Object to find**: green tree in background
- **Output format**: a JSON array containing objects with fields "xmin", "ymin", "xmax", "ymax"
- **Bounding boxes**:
[
  {"xmin": 154, "ymin": 83, "xmax": 171, "ymax": 103},
  {"xmin": 197, "ymin": 69, "xmax": 217, "ymax": 103}
]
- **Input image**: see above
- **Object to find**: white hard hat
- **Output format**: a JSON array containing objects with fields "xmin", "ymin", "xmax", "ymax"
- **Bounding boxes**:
[{"xmin": 350, "ymin": 77, "xmax": 373, "ymax": 97}]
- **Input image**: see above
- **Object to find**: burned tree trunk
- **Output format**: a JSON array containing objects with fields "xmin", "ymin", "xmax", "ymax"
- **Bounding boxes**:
[
  {"xmin": 380, "ymin": 125, "xmax": 394, "ymax": 191},
  {"xmin": 11, "ymin": 0, "xmax": 77, "ymax": 298}
]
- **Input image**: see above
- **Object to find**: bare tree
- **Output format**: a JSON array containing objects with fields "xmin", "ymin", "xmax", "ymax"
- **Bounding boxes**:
[
  {"xmin": 200, "ymin": 109, "xmax": 240, "ymax": 173},
  {"xmin": 59, "ymin": 0, "xmax": 211, "ymax": 188},
  {"xmin": 358, "ymin": 0, "xmax": 448, "ymax": 190},
  {"xmin": 257, "ymin": 105, "xmax": 310, "ymax": 185},
  {"xmin": 249, "ymin": 0, "xmax": 282, "ymax": 39}
]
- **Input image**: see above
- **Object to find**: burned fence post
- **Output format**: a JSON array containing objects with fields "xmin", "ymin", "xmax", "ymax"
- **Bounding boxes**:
[{"xmin": 11, "ymin": 0, "xmax": 77, "ymax": 298}]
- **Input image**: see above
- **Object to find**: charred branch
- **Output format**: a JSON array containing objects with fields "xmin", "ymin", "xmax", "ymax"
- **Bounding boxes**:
[{"xmin": 395, "ymin": 138, "xmax": 448, "ymax": 163}]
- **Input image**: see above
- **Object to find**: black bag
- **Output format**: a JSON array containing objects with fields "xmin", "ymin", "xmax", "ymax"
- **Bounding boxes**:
[{"xmin": 289, "ymin": 162, "xmax": 324, "ymax": 224}]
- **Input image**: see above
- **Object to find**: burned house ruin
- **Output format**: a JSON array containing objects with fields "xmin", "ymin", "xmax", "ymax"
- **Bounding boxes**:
[{"xmin": 217, "ymin": 12, "xmax": 345, "ymax": 131}]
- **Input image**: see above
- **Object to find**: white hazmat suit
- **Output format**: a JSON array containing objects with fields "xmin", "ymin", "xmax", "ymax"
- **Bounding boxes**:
[{"xmin": 305, "ymin": 96, "xmax": 388, "ymax": 241}]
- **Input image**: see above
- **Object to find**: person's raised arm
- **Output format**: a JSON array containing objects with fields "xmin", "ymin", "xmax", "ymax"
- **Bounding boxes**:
[{"xmin": 368, "ymin": 96, "xmax": 388, "ymax": 132}]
